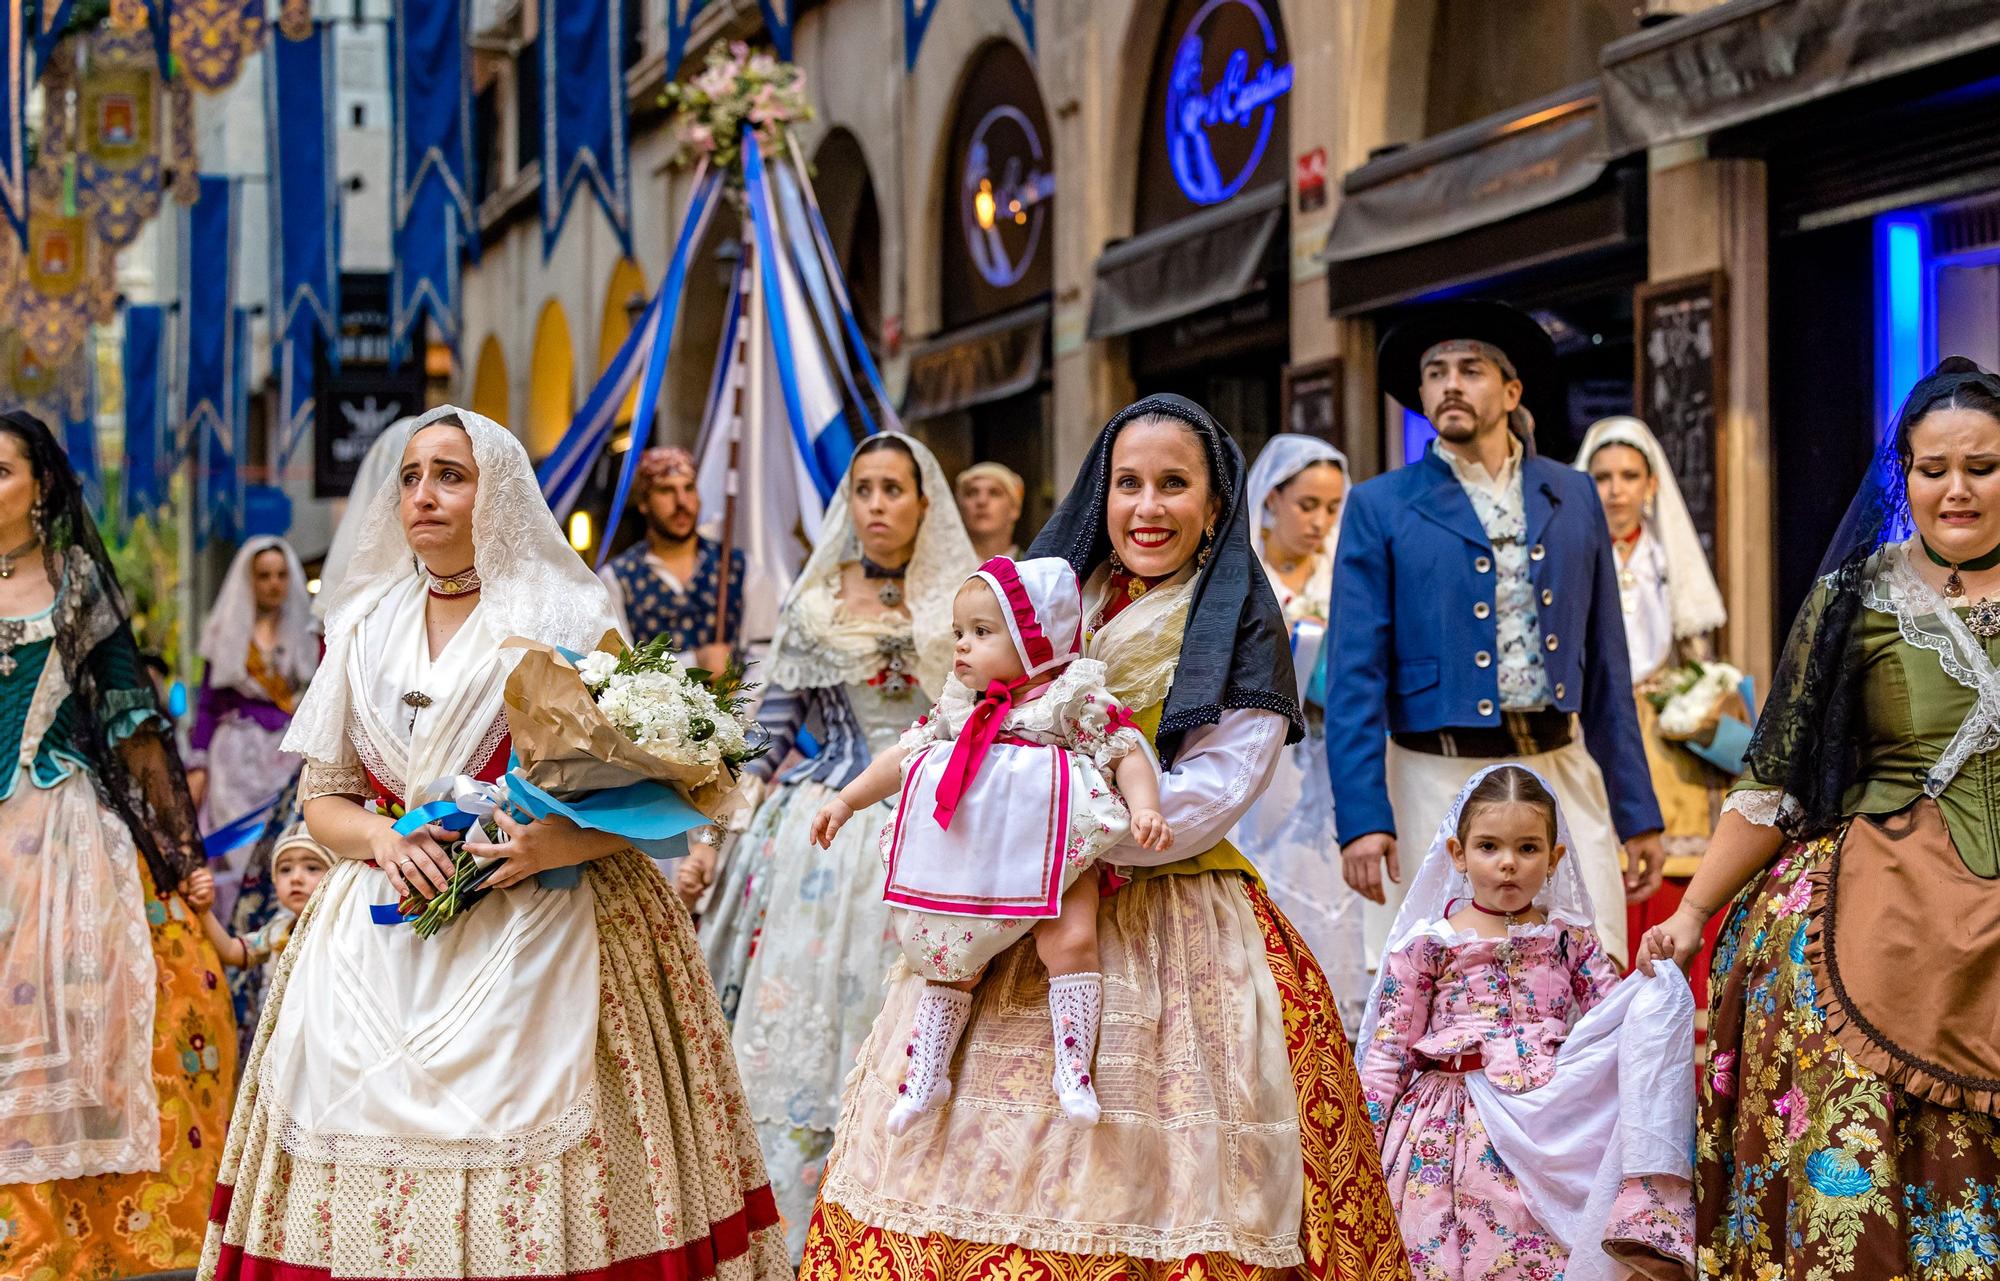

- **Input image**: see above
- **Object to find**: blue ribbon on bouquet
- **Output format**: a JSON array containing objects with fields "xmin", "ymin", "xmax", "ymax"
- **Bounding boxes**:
[{"xmin": 373, "ymin": 759, "xmax": 711, "ymax": 926}]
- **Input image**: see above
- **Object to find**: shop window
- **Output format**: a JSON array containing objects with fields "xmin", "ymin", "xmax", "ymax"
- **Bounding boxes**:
[
  {"xmin": 472, "ymin": 83, "xmax": 502, "ymax": 203},
  {"xmin": 1422, "ymin": 0, "xmax": 1636, "ymax": 135},
  {"xmin": 515, "ymin": 37, "xmax": 543, "ymax": 176}
]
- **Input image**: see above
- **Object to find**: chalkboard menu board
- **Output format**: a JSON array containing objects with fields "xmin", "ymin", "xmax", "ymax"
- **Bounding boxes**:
[{"xmin": 1634, "ymin": 272, "xmax": 1727, "ymax": 560}]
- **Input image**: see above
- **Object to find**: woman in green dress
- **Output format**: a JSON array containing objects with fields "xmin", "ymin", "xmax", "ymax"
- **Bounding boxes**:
[{"xmin": 1636, "ymin": 358, "xmax": 2000, "ymax": 1278}]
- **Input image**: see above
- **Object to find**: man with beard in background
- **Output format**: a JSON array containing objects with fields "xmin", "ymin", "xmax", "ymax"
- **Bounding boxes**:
[{"xmin": 598, "ymin": 446, "xmax": 744, "ymax": 674}]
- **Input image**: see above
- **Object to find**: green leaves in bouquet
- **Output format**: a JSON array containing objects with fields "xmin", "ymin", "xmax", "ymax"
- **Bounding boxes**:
[
  {"xmin": 1645, "ymin": 660, "xmax": 1709, "ymax": 712},
  {"xmin": 401, "ymin": 821, "xmax": 505, "ymax": 938},
  {"xmin": 611, "ymin": 635, "xmax": 772, "ymax": 770}
]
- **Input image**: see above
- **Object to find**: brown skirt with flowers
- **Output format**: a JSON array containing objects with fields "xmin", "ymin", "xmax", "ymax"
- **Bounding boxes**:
[{"xmin": 1697, "ymin": 817, "xmax": 2000, "ymax": 1279}]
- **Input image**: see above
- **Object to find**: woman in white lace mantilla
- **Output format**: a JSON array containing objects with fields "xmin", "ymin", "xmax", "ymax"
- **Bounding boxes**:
[
  {"xmin": 1232, "ymin": 433, "xmax": 1371, "ymax": 1030},
  {"xmin": 198, "ymin": 407, "xmax": 788, "ymax": 1281},
  {"xmin": 187, "ymin": 534, "xmax": 320, "ymax": 919},
  {"xmin": 694, "ymin": 433, "xmax": 978, "ymax": 1262},
  {"xmin": 1577, "ymin": 417, "xmax": 1730, "ymax": 878}
]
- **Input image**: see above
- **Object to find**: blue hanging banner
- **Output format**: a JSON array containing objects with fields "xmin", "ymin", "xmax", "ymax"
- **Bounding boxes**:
[
  {"xmin": 903, "ymin": 0, "xmax": 938, "ymax": 71},
  {"xmin": 0, "ymin": 0, "xmax": 23, "ymax": 248},
  {"xmin": 144, "ymin": 0, "xmax": 173, "ymax": 76},
  {"xmin": 757, "ymin": 0, "xmax": 792, "ymax": 60},
  {"xmin": 181, "ymin": 174, "xmax": 237, "ymax": 473},
  {"xmin": 30, "ymin": 0, "xmax": 72, "ymax": 74},
  {"xmin": 198, "ymin": 305, "xmax": 249, "ymax": 547},
  {"xmin": 121, "ymin": 303, "xmax": 168, "ymax": 525},
  {"xmin": 268, "ymin": 22, "xmax": 340, "ymax": 357},
  {"xmin": 1008, "ymin": 0, "xmax": 1034, "ymax": 54},
  {"xmin": 268, "ymin": 22, "xmax": 339, "ymax": 468},
  {"xmin": 390, "ymin": 0, "xmax": 476, "ymax": 350},
  {"xmin": 541, "ymin": 0, "xmax": 632, "ymax": 259},
  {"xmin": 59, "ymin": 356, "xmax": 100, "ymax": 517},
  {"xmin": 665, "ymin": 0, "xmax": 710, "ymax": 74}
]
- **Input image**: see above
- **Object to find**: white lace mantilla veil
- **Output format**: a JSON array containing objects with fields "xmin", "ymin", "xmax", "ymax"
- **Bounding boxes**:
[
  {"xmin": 1353, "ymin": 763, "xmax": 1597, "ymax": 1055},
  {"xmin": 198, "ymin": 535, "xmax": 320, "ymax": 693},
  {"xmin": 764, "ymin": 431, "xmax": 978, "ymax": 700},
  {"xmin": 283, "ymin": 405, "xmax": 620, "ymax": 764},
  {"xmin": 1575, "ymin": 416, "xmax": 1727, "ymax": 640},
  {"xmin": 314, "ymin": 416, "xmax": 418, "ymax": 619}
]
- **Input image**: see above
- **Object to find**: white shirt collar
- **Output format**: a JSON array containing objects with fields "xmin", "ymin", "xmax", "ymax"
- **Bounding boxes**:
[{"xmin": 1434, "ymin": 431, "xmax": 1522, "ymax": 495}]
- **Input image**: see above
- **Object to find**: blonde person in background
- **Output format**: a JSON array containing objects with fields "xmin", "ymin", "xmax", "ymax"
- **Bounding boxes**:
[{"xmin": 955, "ymin": 460, "xmax": 1024, "ymax": 561}]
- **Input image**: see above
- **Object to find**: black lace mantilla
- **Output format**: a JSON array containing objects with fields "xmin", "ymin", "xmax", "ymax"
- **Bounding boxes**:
[
  {"xmin": 1027, "ymin": 393, "xmax": 1304, "ymax": 767},
  {"xmin": 3, "ymin": 411, "xmax": 204, "ymax": 894}
]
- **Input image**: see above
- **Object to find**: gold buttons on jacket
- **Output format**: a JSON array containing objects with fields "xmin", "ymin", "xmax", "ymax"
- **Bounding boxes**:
[
  {"xmin": 1477, "ymin": 699, "xmax": 1495, "ymax": 717},
  {"xmin": 1541, "ymin": 588, "xmax": 1554, "ymax": 606},
  {"xmin": 1475, "ymin": 651, "xmax": 1492, "ymax": 668},
  {"xmin": 1474, "ymin": 602, "xmax": 1491, "ymax": 619},
  {"xmin": 1546, "ymin": 634, "xmax": 1560, "ymax": 651},
  {"xmin": 1554, "ymin": 683, "xmax": 1567, "ymax": 700},
  {"xmin": 1475, "ymin": 556, "xmax": 1492, "ymax": 574},
  {"xmin": 1530, "ymin": 544, "xmax": 1546, "ymax": 561}
]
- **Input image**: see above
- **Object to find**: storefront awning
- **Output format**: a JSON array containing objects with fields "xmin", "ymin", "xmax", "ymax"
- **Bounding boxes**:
[
  {"xmin": 1322, "ymin": 85, "xmax": 1611, "ymax": 266},
  {"xmin": 1602, "ymin": 0, "xmax": 2000, "ymax": 152},
  {"xmin": 1086, "ymin": 183, "xmax": 1284, "ymax": 340},
  {"xmin": 902, "ymin": 301, "xmax": 1049, "ymax": 420}
]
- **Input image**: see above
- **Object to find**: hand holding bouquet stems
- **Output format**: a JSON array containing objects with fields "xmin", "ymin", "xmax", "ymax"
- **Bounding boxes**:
[{"xmin": 392, "ymin": 632, "xmax": 768, "ymax": 937}]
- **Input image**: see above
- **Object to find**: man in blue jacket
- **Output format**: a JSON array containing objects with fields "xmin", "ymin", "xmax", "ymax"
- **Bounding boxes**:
[{"xmin": 1328, "ymin": 301, "xmax": 1664, "ymax": 961}]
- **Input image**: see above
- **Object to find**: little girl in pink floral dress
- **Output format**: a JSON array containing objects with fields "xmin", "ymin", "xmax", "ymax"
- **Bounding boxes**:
[
  {"xmin": 813, "ymin": 556, "xmax": 1170, "ymax": 1134},
  {"xmin": 1356, "ymin": 764, "xmax": 1697, "ymax": 1281}
]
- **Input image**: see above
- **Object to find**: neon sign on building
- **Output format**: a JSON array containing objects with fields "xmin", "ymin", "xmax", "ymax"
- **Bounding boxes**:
[{"xmin": 1165, "ymin": 0, "xmax": 1293, "ymax": 206}]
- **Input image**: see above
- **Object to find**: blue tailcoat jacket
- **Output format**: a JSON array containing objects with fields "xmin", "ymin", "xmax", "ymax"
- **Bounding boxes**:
[{"xmin": 1326, "ymin": 446, "xmax": 1663, "ymax": 846}]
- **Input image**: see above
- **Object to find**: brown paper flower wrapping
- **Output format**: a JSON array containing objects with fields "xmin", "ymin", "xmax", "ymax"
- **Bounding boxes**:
[{"xmin": 500, "ymin": 633, "xmax": 741, "ymax": 819}]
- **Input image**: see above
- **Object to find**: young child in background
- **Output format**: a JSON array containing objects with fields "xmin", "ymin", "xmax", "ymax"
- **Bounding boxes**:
[
  {"xmin": 812, "ymin": 556, "xmax": 1172, "ymax": 1132},
  {"xmin": 184, "ymin": 825, "xmax": 332, "ymax": 968},
  {"xmin": 1356, "ymin": 765, "xmax": 1696, "ymax": 1281}
]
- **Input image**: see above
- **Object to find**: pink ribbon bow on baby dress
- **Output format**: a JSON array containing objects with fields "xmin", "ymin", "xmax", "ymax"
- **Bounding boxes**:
[{"xmin": 928, "ymin": 556, "xmax": 1085, "ymax": 831}]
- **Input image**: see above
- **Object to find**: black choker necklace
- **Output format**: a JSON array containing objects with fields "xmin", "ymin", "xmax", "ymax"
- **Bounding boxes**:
[
  {"xmin": 1921, "ymin": 537, "xmax": 2000, "ymax": 639},
  {"xmin": 859, "ymin": 554, "xmax": 907, "ymax": 607}
]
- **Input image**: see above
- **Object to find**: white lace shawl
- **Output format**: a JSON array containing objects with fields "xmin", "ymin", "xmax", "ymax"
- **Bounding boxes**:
[
  {"xmin": 765, "ymin": 432, "xmax": 978, "ymax": 699},
  {"xmin": 1861, "ymin": 541, "xmax": 2000, "ymax": 798},
  {"xmin": 198, "ymin": 535, "xmax": 320, "ymax": 695},
  {"xmin": 283, "ymin": 405, "xmax": 621, "ymax": 764}
]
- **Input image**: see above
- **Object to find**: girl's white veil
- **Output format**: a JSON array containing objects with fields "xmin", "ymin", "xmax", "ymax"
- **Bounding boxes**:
[{"xmin": 1353, "ymin": 764, "xmax": 1596, "ymax": 1053}]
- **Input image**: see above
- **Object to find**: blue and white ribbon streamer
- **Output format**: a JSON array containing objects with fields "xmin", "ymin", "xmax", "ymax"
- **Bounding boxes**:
[
  {"xmin": 390, "ymin": 0, "xmax": 476, "ymax": 349},
  {"xmin": 541, "ymin": 0, "xmax": 632, "ymax": 259},
  {"xmin": 537, "ymin": 165, "xmax": 721, "ymax": 522},
  {"xmin": 742, "ymin": 127, "xmax": 854, "ymax": 503},
  {"xmin": 781, "ymin": 132, "xmax": 901, "ymax": 432}
]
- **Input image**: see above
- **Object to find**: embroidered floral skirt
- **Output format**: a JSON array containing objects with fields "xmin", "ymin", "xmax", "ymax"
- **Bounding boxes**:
[
  {"xmin": 1699, "ymin": 828, "xmax": 2000, "ymax": 1279},
  {"xmin": 0, "ymin": 848, "xmax": 236, "ymax": 1281},
  {"xmin": 198, "ymin": 851, "xmax": 790, "ymax": 1281},
  {"xmin": 1378, "ymin": 1069, "xmax": 1693, "ymax": 1280},
  {"xmin": 801, "ymin": 872, "xmax": 1411, "ymax": 1281}
]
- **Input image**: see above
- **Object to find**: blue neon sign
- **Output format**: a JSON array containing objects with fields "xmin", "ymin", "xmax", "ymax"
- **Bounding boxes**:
[{"xmin": 1166, "ymin": 0, "xmax": 1293, "ymax": 206}]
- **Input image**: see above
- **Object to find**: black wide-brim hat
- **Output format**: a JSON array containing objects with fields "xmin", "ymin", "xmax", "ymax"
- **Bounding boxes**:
[{"xmin": 1377, "ymin": 299, "xmax": 1563, "ymax": 437}]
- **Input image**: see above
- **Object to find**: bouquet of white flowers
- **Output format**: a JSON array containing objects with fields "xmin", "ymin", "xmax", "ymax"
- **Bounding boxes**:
[{"xmin": 393, "ymin": 633, "xmax": 767, "ymax": 936}]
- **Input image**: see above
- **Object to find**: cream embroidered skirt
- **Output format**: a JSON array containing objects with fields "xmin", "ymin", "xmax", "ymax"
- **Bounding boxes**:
[{"xmin": 198, "ymin": 850, "xmax": 790, "ymax": 1281}]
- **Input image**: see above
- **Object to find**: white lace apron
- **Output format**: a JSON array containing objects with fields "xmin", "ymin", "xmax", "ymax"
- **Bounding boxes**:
[
  {"xmin": 0, "ymin": 611, "xmax": 160, "ymax": 1182},
  {"xmin": 260, "ymin": 577, "xmax": 602, "ymax": 1168}
]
